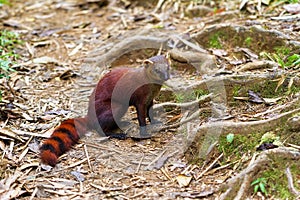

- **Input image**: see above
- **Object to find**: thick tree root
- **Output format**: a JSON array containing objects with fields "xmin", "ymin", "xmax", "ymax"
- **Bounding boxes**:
[{"xmin": 218, "ymin": 147, "xmax": 300, "ymax": 199}]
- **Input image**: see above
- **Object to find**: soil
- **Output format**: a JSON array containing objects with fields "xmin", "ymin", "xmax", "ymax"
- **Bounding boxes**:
[{"xmin": 0, "ymin": 0, "xmax": 300, "ymax": 199}]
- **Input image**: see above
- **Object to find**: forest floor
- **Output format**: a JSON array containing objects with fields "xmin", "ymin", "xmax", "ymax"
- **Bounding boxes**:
[{"xmin": 1, "ymin": 0, "xmax": 300, "ymax": 199}]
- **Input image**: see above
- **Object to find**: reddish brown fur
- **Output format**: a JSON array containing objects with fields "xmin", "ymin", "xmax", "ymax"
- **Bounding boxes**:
[{"xmin": 40, "ymin": 55, "xmax": 170, "ymax": 166}]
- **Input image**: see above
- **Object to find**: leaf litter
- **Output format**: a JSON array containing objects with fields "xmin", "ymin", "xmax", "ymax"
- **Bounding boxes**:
[{"xmin": 0, "ymin": 0, "xmax": 300, "ymax": 199}]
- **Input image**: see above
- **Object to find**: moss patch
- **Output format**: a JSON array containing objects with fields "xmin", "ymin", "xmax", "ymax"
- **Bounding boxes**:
[
  {"xmin": 258, "ymin": 158, "xmax": 300, "ymax": 199},
  {"xmin": 218, "ymin": 133, "xmax": 262, "ymax": 164}
]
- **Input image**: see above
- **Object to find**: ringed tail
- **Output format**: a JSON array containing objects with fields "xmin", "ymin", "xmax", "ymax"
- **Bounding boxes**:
[{"xmin": 40, "ymin": 117, "xmax": 87, "ymax": 167}]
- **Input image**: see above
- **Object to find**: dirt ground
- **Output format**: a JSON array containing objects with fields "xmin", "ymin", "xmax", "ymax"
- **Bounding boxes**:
[{"xmin": 1, "ymin": 0, "xmax": 300, "ymax": 199}]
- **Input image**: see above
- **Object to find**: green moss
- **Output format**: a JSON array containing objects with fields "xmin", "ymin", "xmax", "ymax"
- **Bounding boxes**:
[
  {"xmin": 0, "ymin": 0, "xmax": 9, "ymax": 5},
  {"xmin": 232, "ymin": 85, "xmax": 242, "ymax": 97},
  {"xmin": 231, "ymin": 76, "xmax": 300, "ymax": 100},
  {"xmin": 174, "ymin": 89, "xmax": 209, "ymax": 103},
  {"xmin": 194, "ymin": 89, "xmax": 209, "ymax": 98},
  {"xmin": 209, "ymin": 32, "xmax": 223, "ymax": 49},
  {"xmin": 0, "ymin": 30, "xmax": 23, "ymax": 100},
  {"xmin": 218, "ymin": 133, "xmax": 262, "ymax": 163},
  {"xmin": 244, "ymin": 37, "xmax": 252, "ymax": 47},
  {"xmin": 289, "ymin": 84, "xmax": 300, "ymax": 94},
  {"xmin": 250, "ymin": 80, "xmax": 285, "ymax": 98},
  {"xmin": 174, "ymin": 93, "xmax": 185, "ymax": 103},
  {"xmin": 260, "ymin": 159, "xmax": 300, "ymax": 199},
  {"xmin": 274, "ymin": 46, "xmax": 290, "ymax": 57}
]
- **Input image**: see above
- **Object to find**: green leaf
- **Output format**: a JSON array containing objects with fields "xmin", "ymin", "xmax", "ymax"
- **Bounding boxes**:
[
  {"xmin": 254, "ymin": 184, "xmax": 259, "ymax": 193},
  {"xmin": 226, "ymin": 133, "xmax": 234, "ymax": 143},
  {"xmin": 273, "ymin": 54, "xmax": 285, "ymax": 67},
  {"xmin": 286, "ymin": 54, "xmax": 300, "ymax": 66},
  {"xmin": 259, "ymin": 182, "xmax": 267, "ymax": 194},
  {"xmin": 251, "ymin": 179, "xmax": 260, "ymax": 185}
]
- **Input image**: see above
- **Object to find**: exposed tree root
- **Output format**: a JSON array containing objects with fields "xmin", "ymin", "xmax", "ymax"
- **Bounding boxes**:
[
  {"xmin": 196, "ymin": 106, "xmax": 300, "ymax": 136},
  {"xmin": 83, "ymin": 31, "xmax": 171, "ymax": 65},
  {"xmin": 285, "ymin": 167, "xmax": 300, "ymax": 197},
  {"xmin": 218, "ymin": 147, "xmax": 300, "ymax": 199},
  {"xmin": 153, "ymin": 93, "xmax": 212, "ymax": 110}
]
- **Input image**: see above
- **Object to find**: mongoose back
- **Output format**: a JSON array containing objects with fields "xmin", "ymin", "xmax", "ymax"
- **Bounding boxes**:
[{"xmin": 40, "ymin": 55, "xmax": 170, "ymax": 166}]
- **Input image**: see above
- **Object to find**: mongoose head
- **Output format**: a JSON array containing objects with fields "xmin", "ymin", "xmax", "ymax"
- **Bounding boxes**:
[{"xmin": 144, "ymin": 55, "xmax": 170, "ymax": 83}]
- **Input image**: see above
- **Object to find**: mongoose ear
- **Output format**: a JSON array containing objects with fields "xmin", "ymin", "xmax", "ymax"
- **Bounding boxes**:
[
  {"xmin": 143, "ymin": 59, "xmax": 154, "ymax": 68},
  {"xmin": 166, "ymin": 52, "xmax": 170, "ymax": 59},
  {"xmin": 166, "ymin": 52, "xmax": 171, "ymax": 64}
]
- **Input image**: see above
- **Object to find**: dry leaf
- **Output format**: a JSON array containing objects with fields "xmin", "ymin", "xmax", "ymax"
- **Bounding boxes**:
[
  {"xmin": 33, "ymin": 56, "xmax": 60, "ymax": 64},
  {"xmin": 275, "ymin": 75, "xmax": 285, "ymax": 92},
  {"xmin": 69, "ymin": 43, "xmax": 83, "ymax": 56},
  {"xmin": 283, "ymin": 3, "xmax": 300, "ymax": 14},
  {"xmin": 176, "ymin": 174, "xmax": 192, "ymax": 187}
]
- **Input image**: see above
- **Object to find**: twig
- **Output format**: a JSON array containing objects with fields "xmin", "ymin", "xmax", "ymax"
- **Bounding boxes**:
[
  {"xmin": 160, "ymin": 167, "xmax": 172, "ymax": 181},
  {"xmin": 196, "ymin": 153, "xmax": 223, "ymax": 180},
  {"xmin": 120, "ymin": 15, "xmax": 127, "ymax": 28},
  {"xmin": 61, "ymin": 158, "xmax": 88, "ymax": 171},
  {"xmin": 84, "ymin": 144, "xmax": 93, "ymax": 171},
  {"xmin": 287, "ymin": 143, "xmax": 300, "ymax": 150},
  {"xmin": 17, "ymin": 147, "xmax": 29, "ymax": 163},
  {"xmin": 130, "ymin": 191, "xmax": 145, "ymax": 199},
  {"xmin": 285, "ymin": 167, "xmax": 300, "ymax": 196},
  {"xmin": 29, "ymin": 187, "xmax": 38, "ymax": 200},
  {"xmin": 153, "ymin": 93, "xmax": 212, "ymax": 109},
  {"xmin": 254, "ymin": 96, "xmax": 300, "ymax": 118},
  {"xmin": 172, "ymin": 35, "xmax": 207, "ymax": 53},
  {"xmin": 135, "ymin": 153, "xmax": 144, "ymax": 173},
  {"xmin": 0, "ymin": 128, "xmax": 25, "ymax": 142},
  {"xmin": 146, "ymin": 149, "xmax": 167, "ymax": 169},
  {"xmin": 85, "ymin": 142, "xmax": 123, "ymax": 154},
  {"xmin": 17, "ymin": 136, "xmax": 33, "ymax": 151},
  {"xmin": 206, "ymin": 160, "xmax": 239, "ymax": 175},
  {"xmin": 90, "ymin": 183, "xmax": 131, "ymax": 192},
  {"xmin": 161, "ymin": 107, "xmax": 210, "ymax": 131},
  {"xmin": 153, "ymin": 0, "xmax": 166, "ymax": 13}
]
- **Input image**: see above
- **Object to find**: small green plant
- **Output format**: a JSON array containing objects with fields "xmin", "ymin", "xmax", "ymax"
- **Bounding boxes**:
[
  {"xmin": 193, "ymin": 89, "xmax": 208, "ymax": 99},
  {"xmin": 259, "ymin": 132, "xmax": 282, "ymax": 146},
  {"xmin": 218, "ymin": 133, "xmax": 262, "ymax": 162},
  {"xmin": 286, "ymin": 54, "xmax": 300, "ymax": 67},
  {"xmin": 251, "ymin": 177, "xmax": 268, "ymax": 195},
  {"xmin": 0, "ymin": 57, "xmax": 15, "ymax": 79},
  {"xmin": 261, "ymin": 161, "xmax": 299, "ymax": 199},
  {"xmin": 0, "ymin": 30, "xmax": 22, "ymax": 50},
  {"xmin": 226, "ymin": 133, "xmax": 234, "ymax": 143},
  {"xmin": 282, "ymin": 0, "xmax": 299, "ymax": 3},
  {"xmin": 0, "ymin": 30, "xmax": 22, "ymax": 100},
  {"xmin": 175, "ymin": 93, "xmax": 185, "ymax": 103},
  {"xmin": 244, "ymin": 37, "xmax": 252, "ymax": 47},
  {"xmin": 0, "ymin": 0, "xmax": 9, "ymax": 5},
  {"xmin": 209, "ymin": 33, "xmax": 222, "ymax": 49},
  {"xmin": 261, "ymin": 50, "xmax": 300, "ymax": 69},
  {"xmin": 0, "ymin": 30, "xmax": 22, "ymax": 78},
  {"xmin": 232, "ymin": 85, "xmax": 241, "ymax": 97},
  {"xmin": 274, "ymin": 47, "xmax": 290, "ymax": 57},
  {"xmin": 174, "ymin": 89, "xmax": 208, "ymax": 103}
]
